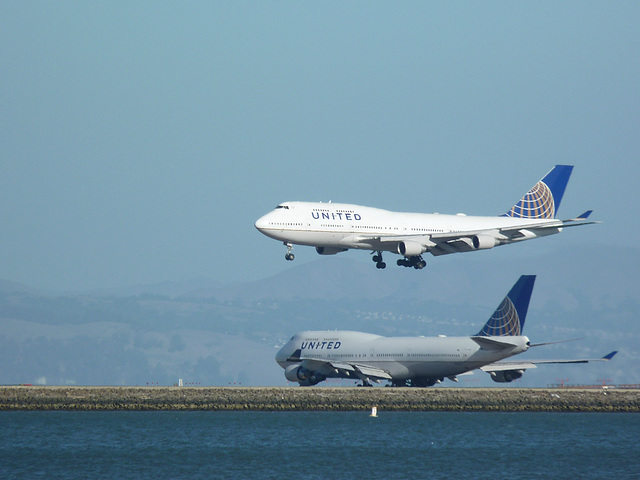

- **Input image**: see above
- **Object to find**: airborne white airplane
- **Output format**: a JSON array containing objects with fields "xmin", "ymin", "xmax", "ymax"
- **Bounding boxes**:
[
  {"xmin": 276, "ymin": 275, "xmax": 617, "ymax": 387},
  {"xmin": 255, "ymin": 165, "xmax": 596, "ymax": 269}
]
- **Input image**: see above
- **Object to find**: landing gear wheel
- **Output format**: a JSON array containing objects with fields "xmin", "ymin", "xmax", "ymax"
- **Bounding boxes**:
[
  {"xmin": 283, "ymin": 243, "xmax": 295, "ymax": 261},
  {"xmin": 371, "ymin": 251, "xmax": 385, "ymax": 269},
  {"xmin": 398, "ymin": 255, "xmax": 427, "ymax": 269}
]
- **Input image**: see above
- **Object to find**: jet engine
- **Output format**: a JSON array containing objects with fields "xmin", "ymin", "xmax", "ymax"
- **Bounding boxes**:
[
  {"xmin": 490, "ymin": 369, "xmax": 524, "ymax": 383},
  {"xmin": 397, "ymin": 241, "xmax": 427, "ymax": 257},
  {"xmin": 472, "ymin": 235, "xmax": 499, "ymax": 250},
  {"xmin": 284, "ymin": 364, "xmax": 326, "ymax": 386},
  {"xmin": 316, "ymin": 246, "xmax": 348, "ymax": 255}
]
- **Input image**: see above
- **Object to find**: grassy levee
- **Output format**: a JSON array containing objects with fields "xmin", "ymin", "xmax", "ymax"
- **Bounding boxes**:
[{"xmin": 1, "ymin": 386, "xmax": 639, "ymax": 412}]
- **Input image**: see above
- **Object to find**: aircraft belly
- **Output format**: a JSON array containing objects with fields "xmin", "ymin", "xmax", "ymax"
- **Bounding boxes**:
[
  {"xmin": 403, "ymin": 361, "xmax": 474, "ymax": 378},
  {"xmin": 272, "ymin": 230, "xmax": 348, "ymax": 246},
  {"xmin": 260, "ymin": 227, "xmax": 399, "ymax": 251},
  {"xmin": 376, "ymin": 361, "xmax": 410, "ymax": 379}
]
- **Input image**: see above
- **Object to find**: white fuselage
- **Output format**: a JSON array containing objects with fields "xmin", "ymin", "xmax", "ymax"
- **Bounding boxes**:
[
  {"xmin": 255, "ymin": 201, "xmax": 560, "ymax": 253},
  {"xmin": 276, "ymin": 330, "xmax": 530, "ymax": 381}
]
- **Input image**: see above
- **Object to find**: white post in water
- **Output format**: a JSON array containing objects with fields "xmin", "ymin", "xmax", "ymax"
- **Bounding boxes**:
[{"xmin": 370, "ymin": 406, "xmax": 378, "ymax": 417}]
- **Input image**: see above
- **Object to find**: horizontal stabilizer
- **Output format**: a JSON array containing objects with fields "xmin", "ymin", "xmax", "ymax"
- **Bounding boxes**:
[
  {"xmin": 471, "ymin": 336, "xmax": 522, "ymax": 351},
  {"xmin": 529, "ymin": 338, "xmax": 582, "ymax": 347}
]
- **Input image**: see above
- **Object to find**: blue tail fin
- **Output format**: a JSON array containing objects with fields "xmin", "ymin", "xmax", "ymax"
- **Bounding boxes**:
[
  {"xmin": 477, "ymin": 275, "xmax": 536, "ymax": 336},
  {"xmin": 503, "ymin": 165, "xmax": 573, "ymax": 219}
]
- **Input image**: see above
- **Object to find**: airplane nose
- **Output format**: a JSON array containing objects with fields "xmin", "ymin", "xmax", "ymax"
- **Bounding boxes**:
[
  {"xmin": 275, "ymin": 347, "xmax": 286, "ymax": 365},
  {"xmin": 275, "ymin": 343, "xmax": 292, "ymax": 366},
  {"xmin": 254, "ymin": 215, "xmax": 268, "ymax": 231}
]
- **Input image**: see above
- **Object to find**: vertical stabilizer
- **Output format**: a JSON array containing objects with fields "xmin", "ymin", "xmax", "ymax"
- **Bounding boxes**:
[
  {"xmin": 504, "ymin": 165, "xmax": 573, "ymax": 219},
  {"xmin": 477, "ymin": 275, "xmax": 536, "ymax": 336}
]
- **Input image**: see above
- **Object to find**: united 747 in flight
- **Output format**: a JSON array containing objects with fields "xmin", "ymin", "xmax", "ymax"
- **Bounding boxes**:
[
  {"xmin": 276, "ymin": 275, "xmax": 617, "ymax": 387},
  {"xmin": 255, "ymin": 165, "xmax": 597, "ymax": 269}
]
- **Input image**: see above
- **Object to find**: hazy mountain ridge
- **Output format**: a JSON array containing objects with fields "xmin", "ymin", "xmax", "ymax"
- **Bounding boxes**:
[{"xmin": 1, "ymin": 244, "xmax": 637, "ymax": 387}]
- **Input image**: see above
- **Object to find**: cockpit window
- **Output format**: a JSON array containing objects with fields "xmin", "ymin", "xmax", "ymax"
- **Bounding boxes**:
[{"xmin": 276, "ymin": 205, "xmax": 289, "ymax": 209}]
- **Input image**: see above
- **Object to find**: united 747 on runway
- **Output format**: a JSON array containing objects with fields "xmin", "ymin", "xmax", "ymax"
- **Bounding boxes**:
[
  {"xmin": 276, "ymin": 276, "xmax": 616, "ymax": 387},
  {"xmin": 255, "ymin": 165, "xmax": 597, "ymax": 269}
]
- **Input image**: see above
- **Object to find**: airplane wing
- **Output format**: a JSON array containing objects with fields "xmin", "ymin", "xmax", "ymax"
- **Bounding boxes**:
[
  {"xmin": 370, "ymin": 217, "xmax": 600, "ymax": 257},
  {"xmin": 480, "ymin": 351, "xmax": 617, "ymax": 374},
  {"xmin": 298, "ymin": 358, "xmax": 392, "ymax": 381},
  {"xmin": 480, "ymin": 362, "xmax": 537, "ymax": 373}
]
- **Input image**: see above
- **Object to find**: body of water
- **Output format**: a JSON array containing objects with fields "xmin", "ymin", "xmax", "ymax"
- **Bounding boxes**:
[{"xmin": 1, "ymin": 411, "xmax": 638, "ymax": 479}]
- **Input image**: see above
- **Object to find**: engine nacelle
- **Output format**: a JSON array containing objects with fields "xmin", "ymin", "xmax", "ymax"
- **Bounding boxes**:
[
  {"xmin": 316, "ymin": 246, "xmax": 348, "ymax": 255},
  {"xmin": 284, "ymin": 364, "xmax": 326, "ymax": 386},
  {"xmin": 397, "ymin": 241, "xmax": 427, "ymax": 257},
  {"xmin": 472, "ymin": 234, "xmax": 499, "ymax": 250},
  {"xmin": 490, "ymin": 369, "xmax": 524, "ymax": 383}
]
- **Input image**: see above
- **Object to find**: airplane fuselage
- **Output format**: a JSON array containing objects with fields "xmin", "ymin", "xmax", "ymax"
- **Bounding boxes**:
[
  {"xmin": 274, "ymin": 276, "xmax": 614, "ymax": 387},
  {"xmin": 255, "ymin": 166, "xmax": 593, "ymax": 268},
  {"xmin": 255, "ymin": 201, "xmax": 561, "ymax": 254},
  {"xmin": 276, "ymin": 330, "xmax": 530, "ymax": 383}
]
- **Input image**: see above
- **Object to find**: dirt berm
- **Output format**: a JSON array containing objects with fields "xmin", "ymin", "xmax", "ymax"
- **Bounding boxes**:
[{"xmin": 1, "ymin": 386, "xmax": 639, "ymax": 412}]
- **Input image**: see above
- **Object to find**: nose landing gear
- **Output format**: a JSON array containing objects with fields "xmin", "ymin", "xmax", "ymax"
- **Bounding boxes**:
[{"xmin": 284, "ymin": 243, "xmax": 294, "ymax": 261}]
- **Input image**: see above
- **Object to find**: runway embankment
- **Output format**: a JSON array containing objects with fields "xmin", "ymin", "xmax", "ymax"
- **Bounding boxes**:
[{"xmin": 1, "ymin": 386, "xmax": 639, "ymax": 412}]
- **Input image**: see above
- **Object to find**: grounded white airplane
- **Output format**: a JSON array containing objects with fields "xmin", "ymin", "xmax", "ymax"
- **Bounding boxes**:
[
  {"xmin": 276, "ymin": 275, "xmax": 617, "ymax": 387},
  {"xmin": 255, "ymin": 165, "xmax": 597, "ymax": 269}
]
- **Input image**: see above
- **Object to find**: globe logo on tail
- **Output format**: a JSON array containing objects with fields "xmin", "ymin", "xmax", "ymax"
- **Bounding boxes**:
[
  {"xmin": 479, "ymin": 297, "xmax": 522, "ymax": 336},
  {"xmin": 505, "ymin": 180, "xmax": 555, "ymax": 219}
]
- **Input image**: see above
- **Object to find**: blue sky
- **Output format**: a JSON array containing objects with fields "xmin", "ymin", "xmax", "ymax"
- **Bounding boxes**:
[{"xmin": 2, "ymin": 2, "xmax": 639, "ymax": 291}]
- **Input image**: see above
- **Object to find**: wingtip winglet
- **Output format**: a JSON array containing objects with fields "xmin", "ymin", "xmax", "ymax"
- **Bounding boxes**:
[
  {"xmin": 576, "ymin": 210, "xmax": 593, "ymax": 220},
  {"xmin": 603, "ymin": 351, "xmax": 617, "ymax": 360}
]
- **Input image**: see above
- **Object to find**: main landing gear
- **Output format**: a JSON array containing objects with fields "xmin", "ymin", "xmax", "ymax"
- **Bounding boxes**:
[
  {"xmin": 371, "ymin": 251, "xmax": 386, "ymax": 269},
  {"xmin": 284, "ymin": 242, "xmax": 294, "ymax": 261},
  {"xmin": 389, "ymin": 378, "xmax": 439, "ymax": 387},
  {"xmin": 397, "ymin": 255, "xmax": 427, "ymax": 269},
  {"xmin": 372, "ymin": 251, "xmax": 427, "ymax": 269},
  {"xmin": 390, "ymin": 379, "xmax": 410, "ymax": 387}
]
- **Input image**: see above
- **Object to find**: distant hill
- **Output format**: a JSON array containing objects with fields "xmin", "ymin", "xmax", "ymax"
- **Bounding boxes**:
[
  {"xmin": 183, "ymin": 243, "xmax": 639, "ymax": 309},
  {"xmin": 83, "ymin": 277, "xmax": 225, "ymax": 298},
  {"xmin": 1, "ymin": 243, "xmax": 637, "ymax": 387},
  {"xmin": 0, "ymin": 279, "xmax": 50, "ymax": 296}
]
